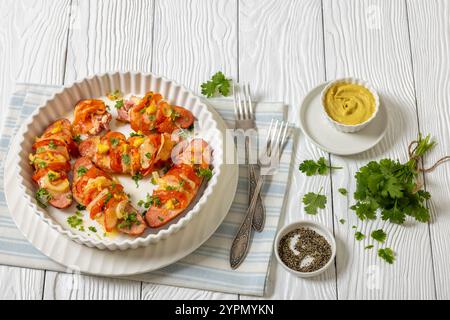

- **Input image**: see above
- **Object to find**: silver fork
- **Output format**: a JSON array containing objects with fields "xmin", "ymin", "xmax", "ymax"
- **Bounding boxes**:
[
  {"xmin": 233, "ymin": 83, "xmax": 265, "ymax": 232},
  {"xmin": 230, "ymin": 119, "xmax": 289, "ymax": 269}
]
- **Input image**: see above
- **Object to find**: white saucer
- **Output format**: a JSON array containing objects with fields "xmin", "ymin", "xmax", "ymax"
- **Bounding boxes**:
[{"xmin": 299, "ymin": 82, "xmax": 388, "ymax": 155}]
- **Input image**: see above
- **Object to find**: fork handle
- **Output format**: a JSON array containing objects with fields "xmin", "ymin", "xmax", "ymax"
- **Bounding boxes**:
[
  {"xmin": 230, "ymin": 176, "xmax": 265, "ymax": 269},
  {"xmin": 249, "ymin": 164, "xmax": 265, "ymax": 232}
]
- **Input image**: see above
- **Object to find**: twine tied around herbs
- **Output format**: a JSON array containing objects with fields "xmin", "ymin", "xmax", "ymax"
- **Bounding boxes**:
[{"xmin": 408, "ymin": 139, "xmax": 450, "ymax": 173}]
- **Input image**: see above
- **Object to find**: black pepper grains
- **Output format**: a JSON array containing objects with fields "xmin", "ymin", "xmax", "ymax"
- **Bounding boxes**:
[{"xmin": 278, "ymin": 227, "xmax": 332, "ymax": 273}]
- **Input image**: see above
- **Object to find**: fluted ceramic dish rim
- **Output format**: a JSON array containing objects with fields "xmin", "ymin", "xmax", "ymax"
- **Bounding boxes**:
[
  {"xmin": 15, "ymin": 71, "xmax": 224, "ymax": 250},
  {"xmin": 320, "ymin": 77, "xmax": 380, "ymax": 133}
]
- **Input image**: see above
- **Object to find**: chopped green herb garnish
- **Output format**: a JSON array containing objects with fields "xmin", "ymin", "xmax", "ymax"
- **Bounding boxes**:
[
  {"xmin": 47, "ymin": 172, "xmax": 57, "ymax": 181},
  {"xmin": 196, "ymin": 167, "xmax": 213, "ymax": 180},
  {"xmin": 339, "ymin": 218, "xmax": 346, "ymax": 224},
  {"xmin": 88, "ymin": 226, "xmax": 97, "ymax": 233},
  {"xmin": 38, "ymin": 161, "xmax": 47, "ymax": 168},
  {"xmin": 138, "ymin": 193, "xmax": 161, "ymax": 209},
  {"xmin": 302, "ymin": 187, "xmax": 327, "ymax": 215},
  {"xmin": 73, "ymin": 135, "xmax": 82, "ymax": 143},
  {"xmin": 36, "ymin": 147, "xmax": 46, "ymax": 153},
  {"xmin": 157, "ymin": 216, "xmax": 164, "ymax": 222},
  {"xmin": 129, "ymin": 131, "xmax": 144, "ymax": 137},
  {"xmin": 338, "ymin": 188, "xmax": 348, "ymax": 196},
  {"xmin": 355, "ymin": 231, "xmax": 366, "ymax": 241},
  {"xmin": 378, "ymin": 248, "xmax": 395, "ymax": 264},
  {"xmin": 115, "ymin": 99, "xmax": 124, "ymax": 109},
  {"xmin": 132, "ymin": 172, "xmax": 143, "ymax": 187},
  {"xmin": 299, "ymin": 157, "xmax": 342, "ymax": 176},
  {"xmin": 77, "ymin": 166, "xmax": 88, "ymax": 177},
  {"xmin": 76, "ymin": 204, "xmax": 86, "ymax": 210},
  {"xmin": 122, "ymin": 154, "xmax": 131, "ymax": 165},
  {"xmin": 365, "ymin": 245, "xmax": 374, "ymax": 250},
  {"xmin": 35, "ymin": 188, "xmax": 52, "ymax": 208},
  {"xmin": 67, "ymin": 215, "xmax": 83, "ymax": 229},
  {"xmin": 145, "ymin": 152, "xmax": 152, "ymax": 159},
  {"xmin": 118, "ymin": 212, "xmax": 139, "ymax": 229},
  {"xmin": 110, "ymin": 137, "xmax": 119, "ymax": 147},
  {"xmin": 48, "ymin": 140, "xmax": 57, "ymax": 149},
  {"xmin": 104, "ymin": 193, "xmax": 113, "ymax": 206},
  {"xmin": 371, "ymin": 229, "xmax": 387, "ymax": 243}
]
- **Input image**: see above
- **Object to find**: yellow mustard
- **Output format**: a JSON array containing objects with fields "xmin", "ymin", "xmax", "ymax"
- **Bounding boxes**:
[{"xmin": 324, "ymin": 82, "xmax": 375, "ymax": 125}]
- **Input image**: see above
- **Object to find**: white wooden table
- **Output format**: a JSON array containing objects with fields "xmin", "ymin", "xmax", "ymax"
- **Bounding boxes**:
[{"xmin": 0, "ymin": 0, "xmax": 449, "ymax": 300}]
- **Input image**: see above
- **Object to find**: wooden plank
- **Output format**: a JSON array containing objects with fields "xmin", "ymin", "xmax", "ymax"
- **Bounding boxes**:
[
  {"xmin": 64, "ymin": 0, "xmax": 155, "ymax": 83},
  {"xmin": 142, "ymin": 284, "xmax": 236, "ymax": 300},
  {"xmin": 43, "ymin": 0, "xmax": 155, "ymax": 300},
  {"xmin": 239, "ymin": 0, "xmax": 336, "ymax": 300},
  {"xmin": 141, "ymin": 0, "xmax": 238, "ymax": 299},
  {"xmin": 43, "ymin": 271, "xmax": 141, "ymax": 300},
  {"xmin": 407, "ymin": 0, "xmax": 450, "ymax": 299},
  {"xmin": 324, "ymin": 0, "xmax": 435, "ymax": 299},
  {"xmin": 0, "ymin": 0, "xmax": 71, "ymax": 300},
  {"xmin": 0, "ymin": 266, "xmax": 45, "ymax": 300}
]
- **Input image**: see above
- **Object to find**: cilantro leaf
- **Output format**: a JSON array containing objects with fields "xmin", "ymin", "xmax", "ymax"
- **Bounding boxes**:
[
  {"xmin": 299, "ymin": 157, "xmax": 342, "ymax": 176},
  {"xmin": 371, "ymin": 229, "xmax": 387, "ymax": 243},
  {"xmin": 378, "ymin": 248, "xmax": 395, "ymax": 264},
  {"xmin": 365, "ymin": 245, "xmax": 374, "ymax": 250},
  {"xmin": 302, "ymin": 189, "xmax": 327, "ymax": 215},
  {"xmin": 355, "ymin": 231, "xmax": 365, "ymax": 241},
  {"xmin": 338, "ymin": 188, "xmax": 348, "ymax": 196},
  {"xmin": 200, "ymin": 72, "xmax": 232, "ymax": 98},
  {"xmin": 339, "ymin": 218, "xmax": 346, "ymax": 224}
]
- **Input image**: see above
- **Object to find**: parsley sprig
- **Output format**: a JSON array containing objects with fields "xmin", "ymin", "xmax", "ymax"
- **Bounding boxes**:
[
  {"xmin": 200, "ymin": 71, "xmax": 231, "ymax": 98},
  {"xmin": 378, "ymin": 248, "xmax": 395, "ymax": 264},
  {"xmin": 302, "ymin": 187, "xmax": 327, "ymax": 215},
  {"xmin": 299, "ymin": 157, "xmax": 342, "ymax": 176}
]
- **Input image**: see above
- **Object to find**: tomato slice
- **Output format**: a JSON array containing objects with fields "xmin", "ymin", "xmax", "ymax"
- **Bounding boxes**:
[
  {"xmin": 110, "ymin": 150, "xmax": 123, "ymax": 173},
  {"xmin": 45, "ymin": 161, "xmax": 71, "ymax": 173},
  {"xmin": 85, "ymin": 167, "xmax": 112, "ymax": 180},
  {"xmin": 173, "ymin": 106, "xmax": 194, "ymax": 128},
  {"xmin": 33, "ymin": 138, "xmax": 66, "ymax": 150},
  {"xmin": 157, "ymin": 118, "xmax": 177, "ymax": 133},
  {"xmin": 89, "ymin": 193, "xmax": 108, "ymax": 219},
  {"xmin": 103, "ymin": 131, "xmax": 126, "ymax": 148},
  {"xmin": 32, "ymin": 168, "xmax": 68, "ymax": 182},
  {"xmin": 153, "ymin": 189, "xmax": 188, "ymax": 208},
  {"xmin": 167, "ymin": 164, "xmax": 202, "ymax": 187}
]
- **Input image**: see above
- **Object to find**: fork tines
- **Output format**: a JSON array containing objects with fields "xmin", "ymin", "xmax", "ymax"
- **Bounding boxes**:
[
  {"xmin": 233, "ymin": 83, "xmax": 254, "ymax": 120},
  {"xmin": 266, "ymin": 119, "xmax": 289, "ymax": 156}
]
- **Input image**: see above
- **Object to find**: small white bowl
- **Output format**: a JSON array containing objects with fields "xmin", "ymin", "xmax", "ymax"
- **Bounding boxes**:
[
  {"xmin": 321, "ymin": 77, "xmax": 380, "ymax": 133},
  {"xmin": 274, "ymin": 220, "xmax": 336, "ymax": 278}
]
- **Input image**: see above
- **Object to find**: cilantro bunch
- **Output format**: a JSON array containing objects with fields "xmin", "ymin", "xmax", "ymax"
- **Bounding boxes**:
[{"xmin": 351, "ymin": 134, "xmax": 435, "ymax": 224}]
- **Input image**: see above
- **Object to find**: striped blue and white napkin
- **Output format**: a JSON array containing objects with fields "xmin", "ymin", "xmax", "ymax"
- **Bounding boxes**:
[{"xmin": 0, "ymin": 83, "xmax": 293, "ymax": 296}]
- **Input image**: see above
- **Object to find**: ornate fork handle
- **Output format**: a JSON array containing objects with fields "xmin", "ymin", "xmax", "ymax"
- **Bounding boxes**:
[
  {"xmin": 249, "ymin": 164, "xmax": 265, "ymax": 231},
  {"xmin": 230, "ymin": 176, "xmax": 265, "ymax": 269}
]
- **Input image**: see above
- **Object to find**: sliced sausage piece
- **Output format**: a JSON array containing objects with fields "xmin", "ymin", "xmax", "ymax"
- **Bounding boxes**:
[
  {"xmin": 48, "ymin": 191, "xmax": 72, "ymax": 209},
  {"xmin": 118, "ymin": 211, "xmax": 147, "ymax": 236}
]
